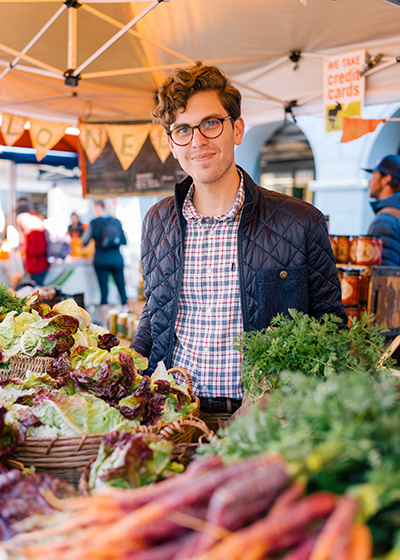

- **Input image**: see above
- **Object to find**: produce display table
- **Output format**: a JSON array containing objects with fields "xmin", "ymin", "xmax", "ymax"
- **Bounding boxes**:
[{"xmin": 43, "ymin": 256, "xmax": 137, "ymax": 307}]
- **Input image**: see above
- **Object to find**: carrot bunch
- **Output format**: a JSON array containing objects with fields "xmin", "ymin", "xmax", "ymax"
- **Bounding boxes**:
[{"xmin": 4, "ymin": 452, "xmax": 372, "ymax": 560}]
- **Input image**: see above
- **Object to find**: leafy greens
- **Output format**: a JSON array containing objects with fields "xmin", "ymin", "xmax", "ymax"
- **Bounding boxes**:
[{"xmin": 235, "ymin": 309, "xmax": 394, "ymax": 398}]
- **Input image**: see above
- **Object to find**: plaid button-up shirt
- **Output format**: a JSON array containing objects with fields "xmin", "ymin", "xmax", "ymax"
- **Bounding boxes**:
[{"xmin": 171, "ymin": 174, "xmax": 245, "ymax": 399}]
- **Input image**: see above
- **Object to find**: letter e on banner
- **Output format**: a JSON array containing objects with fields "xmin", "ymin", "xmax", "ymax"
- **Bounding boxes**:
[{"xmin": 106, "ymin": 124, "xmax": 151, "ymax": 170}]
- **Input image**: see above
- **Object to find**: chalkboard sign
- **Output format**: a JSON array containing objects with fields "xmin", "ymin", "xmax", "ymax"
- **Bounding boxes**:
[{"xmin": 79, "ymin": 133, "xmax": 187, "ymax": 198}]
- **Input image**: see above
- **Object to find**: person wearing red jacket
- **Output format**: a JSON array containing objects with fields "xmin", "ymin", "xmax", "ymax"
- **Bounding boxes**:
[{"xmin": 16, "ymin": 200, "xmax": 50, "ymax": 286}]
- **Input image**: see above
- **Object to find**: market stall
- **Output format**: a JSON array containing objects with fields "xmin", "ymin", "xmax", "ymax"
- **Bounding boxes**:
[{"xmin": 0, "ymin": 282, "xmax": 399, "ymax": 557}]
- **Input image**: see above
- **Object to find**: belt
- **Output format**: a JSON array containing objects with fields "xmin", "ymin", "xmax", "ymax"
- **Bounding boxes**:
[{"xmin": 199, "ymin": 397, "xmax": 242, "ymax": 414}]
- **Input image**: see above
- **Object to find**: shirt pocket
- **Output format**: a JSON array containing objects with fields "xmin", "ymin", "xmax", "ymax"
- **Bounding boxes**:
[{"xmin": 256, "ymin": 267, "xmax": 309, "ymax": 329}]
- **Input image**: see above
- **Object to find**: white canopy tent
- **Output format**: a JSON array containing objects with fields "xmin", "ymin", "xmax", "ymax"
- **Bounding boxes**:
[{"xmin": 0, "ymin": 0, "xmax": 400, "ymax": 127}]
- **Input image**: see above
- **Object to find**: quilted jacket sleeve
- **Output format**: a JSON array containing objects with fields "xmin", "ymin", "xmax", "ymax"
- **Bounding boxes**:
[
  {"xmin": 306, "ymin": 214, "xmax": 348, "ymax": 324},
  {"xmin": 130, "ymin": 300, "xmax": 152, "ymax": 357}
]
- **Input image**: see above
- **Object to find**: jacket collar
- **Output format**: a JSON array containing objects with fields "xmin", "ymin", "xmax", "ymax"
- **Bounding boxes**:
[
  {"xmin": 370, "ymin": 191, "xmax": 400, "ymax": 214},
  {"xmin": 174, "ymin": 165, "xmax": 259, "ymax": 214}
]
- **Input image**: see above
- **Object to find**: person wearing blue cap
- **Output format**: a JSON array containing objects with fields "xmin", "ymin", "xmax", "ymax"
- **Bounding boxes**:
[{"xmin": 364, "ymin": 154, "xmax": 400, "ymax": 266}]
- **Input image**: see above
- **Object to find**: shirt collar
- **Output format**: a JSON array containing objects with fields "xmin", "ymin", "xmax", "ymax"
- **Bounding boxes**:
[{"xmin": 183, "ymin": 169, "xmax": 244, "ymax": 224}]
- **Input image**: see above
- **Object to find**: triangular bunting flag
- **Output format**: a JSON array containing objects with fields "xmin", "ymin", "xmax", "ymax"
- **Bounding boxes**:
[
  {"xmin": 1, "ymin": 113, "xmax": 28, "ymax": 146},
  {"xmin": 106, "ymin": 124, "xmax": 151, "ymax": 171},
  {"xmin": 149, "ymin": 124, "xmax": 171, "ymax": 164},
  {"xmin": 29, "ymin": 119, "xmax": 70, "ymax": 161},
  {"xmin": 340, "ymin": 117, "xmax": 385, "ymax": 143},
  {"xmin": 78, "ymin": 122, "xmax": 108, "ymax": 164}
]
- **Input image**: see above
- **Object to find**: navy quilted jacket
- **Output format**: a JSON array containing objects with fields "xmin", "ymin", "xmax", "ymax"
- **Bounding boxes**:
[
  {"xmin": 131, "ymin": 168, "xmax": 347, "ymax": 374},
  {"xmin": 369, "ymin": 192, "xmax": 400, "ymax": 266}
]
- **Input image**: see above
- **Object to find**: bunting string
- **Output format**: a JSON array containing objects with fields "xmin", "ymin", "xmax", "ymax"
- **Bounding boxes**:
[{"xmin": 0, "ymin": 112, "xmax": 171, "ymax": 167}]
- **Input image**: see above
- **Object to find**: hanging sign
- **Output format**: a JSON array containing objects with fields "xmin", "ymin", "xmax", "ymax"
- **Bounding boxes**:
[
  {"xmin": 149, "ymin": 124, "xmax": 171, "ymax": 164},
  {"xmin": 78, "ymin": 123, "xmax": 108, "ymax": 164},
  {"xmin": 0, "ymin": 113, "xmax": 28, "ymax": 146},
  {"xmin": 29, "ymin": 118, "xmax": 70, "ymax": 161},
  {"xmin": 323, "ymin": 49, "xmax": 365, "ymax": 133},
  {"xmin": 106, "ymin": 123, "xmax": 151, "ymax": 171}
]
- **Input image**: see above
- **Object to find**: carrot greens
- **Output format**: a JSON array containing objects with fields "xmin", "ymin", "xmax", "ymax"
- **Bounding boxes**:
[{"xmin": 234, "ymin": 309, "xmax": 394, "ymax": 398}]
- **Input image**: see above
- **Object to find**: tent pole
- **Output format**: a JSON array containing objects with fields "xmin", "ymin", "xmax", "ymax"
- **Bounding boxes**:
[
  {"xmin": 73, "ymin": 0, "xmax": 160, "ymax": 77},
  {"xmin": 0, "ymin": 4, "xmax": 66, "ymax": 82},
  {"xmin": 81, "ymin": 3, "xmax": 195, "ymax": 64},
  {"xmin": 9, "ymin": 160, "xmax": 17, "ymax": 230},
  {"xmin": 0, "ymin": 42, "xmax": 63, "ymax": 76},
  {"xmin": 68, "ymin": 5, "xmax": 78, "ymax": 71}
]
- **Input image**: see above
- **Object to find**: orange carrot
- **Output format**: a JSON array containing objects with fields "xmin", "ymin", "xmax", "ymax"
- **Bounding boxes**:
[
  {"xmin": 191, "ymin": 491, "xmax": 337, "ymax": 560},
  {"xmin": 269, "ymin": 481, "xmax": 306, "ymax": 516},
  {"xmin": 329, "ymin": 523, "xmax": 373, "ymax": 560},
  {"xmin": 308, "ymin": 495, "xmax": 359, "ymax": 560}
]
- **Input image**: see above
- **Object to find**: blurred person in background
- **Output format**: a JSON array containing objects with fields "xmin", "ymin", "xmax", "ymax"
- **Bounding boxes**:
[
  {"xmin": 365, "ymin": 154, "xmax": 400, "ymax": 266},
  {"xmin": 82, "ymin": 200, "xmax": 128, "ymax": 326},
  {"xmin": 16, "ymin": 198, "xmax": 49, "ymax": 286},
  {"xmin": 68, "ymin": 212, "xmax": 84, "ymax": 238}
]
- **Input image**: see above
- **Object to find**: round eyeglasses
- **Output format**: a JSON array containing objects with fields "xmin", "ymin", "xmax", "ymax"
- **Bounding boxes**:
[{"xmin": 168, "ymin": 116, "xmax": 233, "ymax": 146}]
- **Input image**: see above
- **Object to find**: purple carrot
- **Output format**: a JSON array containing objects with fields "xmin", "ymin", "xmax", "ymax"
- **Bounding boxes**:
[
  {"xmin": 281, "ymin": 534, "xmax": 319, "ymax": 560},
  {"xmin": 193, "ymin": 462, "xmax": 290, "ymax": 553},
  {"xmin": 88, "ymin": 454, "xmax": 285, "ymax": 550}
]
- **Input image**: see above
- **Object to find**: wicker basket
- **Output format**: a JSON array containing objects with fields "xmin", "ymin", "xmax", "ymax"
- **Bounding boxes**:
[
  {"xmin": 15, "ymin": 434, "xmax": 106, "ymax": 487},
  {"xmin": 13, "ymin": 367, "xmax": 201, "ymax": 487},
  {"xmin": 0, "ymin": 356, "xmax": 54, "ymax": 382},
  {"xmin": 78, "ymin": 418, "xmax": 213, "ymax": 495},
  {"xmin": 166, "ymin": 366, "xmax": 200, "ymax": 443},
  {"xmin": 8, "ymin": 355, "xmax": 55, "ymax": 377},
  {"xmin": 0, "ymin": 369, "xmax": 15, "ymax": 381}
]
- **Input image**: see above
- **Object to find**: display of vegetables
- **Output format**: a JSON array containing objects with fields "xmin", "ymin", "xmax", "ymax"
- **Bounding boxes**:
[
  {"xmin": 87, "ymin": 430, "xmax": 184, "ymax": 490},
  {"xmin": 0, "ymin": 297, "xmax": 114, "ymax": 367},
  {"xmin": 235, "ymin": 309, "xmax": 394, "ymax": 397},
  {"xmin": 199, "ymin": 370, "xmax": 400, "ymax": 557},
  {"xmin": 1, "ymin": 373, "xmax": 140, "ymax": 438},
  {"xmin": 0, "ymin": 283, "xmax": 34, "ymax": 320},
  {"xmin": 0, "ymin": 464, "xmax": 75, "ymax": 541},
  {"xmin": 0, "ymin": 452, "xmax": 373, "ymax": 559}
]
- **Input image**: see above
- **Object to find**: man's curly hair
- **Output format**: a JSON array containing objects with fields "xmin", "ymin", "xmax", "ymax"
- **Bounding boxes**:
[{"xmin": 151, "ymin": 65, "xmax": 242, "ymax": 131}]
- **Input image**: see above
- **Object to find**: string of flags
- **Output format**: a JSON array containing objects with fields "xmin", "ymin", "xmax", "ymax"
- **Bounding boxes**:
[
  {"xmin": 0, "ymin": 112, "xmax": 171, "ymax": 170},
  {"xmin": 340, "ymin": 117, "xmax": 386, "ymax": 143}
]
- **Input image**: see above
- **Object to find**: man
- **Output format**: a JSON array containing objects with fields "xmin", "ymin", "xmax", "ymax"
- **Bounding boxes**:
[
  {"xmin": 82, "ymin": 200, "xmax": 128, "ymax": 326},
  {"xmin": 131, "ymin": 65, "xmax": 346, "ymax": 429},
  {"xmin": 364, "ymin": 154, "xmax": 400, "ymax": 266}
]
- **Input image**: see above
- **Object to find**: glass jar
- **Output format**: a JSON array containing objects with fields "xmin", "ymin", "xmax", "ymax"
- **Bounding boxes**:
[
  {"xmin": 373, "ymin": 237, "xmax": 383, "ymax": 265},
  {"xmin": 341, "ymin": 269, "xmax": 360, "ymax": 307},
  {"xmin": 336, "ymin": 235, "xmax": 351, "ymax": 264},
  {"xmin": 354, "ymin": 235, "xmax": 375, "ymax": 266},
  {"xmin": 346, "ymin": 306, "xmax": 359, "ymax": 327},
  {"xmin": 349, "ymin": 236, "xmax": 358, "ymax": 264},
  {"xmin": 329, "ymin": 235, "xmax": 338, "ymax": 260},
  {"xmin": 358, "ymin": 270, "xmax": 370, "ymax": 304},
  {"xmin": 358, "ymin": 303, "xmax": 368, "ymax": 321}
]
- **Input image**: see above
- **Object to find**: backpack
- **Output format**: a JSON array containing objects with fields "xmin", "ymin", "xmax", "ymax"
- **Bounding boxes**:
[{"xmin": 100, "ymin": 218, "xmax": 123, "ymax": 250}]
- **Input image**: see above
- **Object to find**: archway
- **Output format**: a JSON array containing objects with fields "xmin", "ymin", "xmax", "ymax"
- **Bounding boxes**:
[{"xmin": 258, "ymin": 122, "xmax": 315, "ymax": 204}]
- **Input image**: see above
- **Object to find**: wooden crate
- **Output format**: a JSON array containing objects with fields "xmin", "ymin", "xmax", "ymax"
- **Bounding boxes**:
[{"xmin": 367, "ymin": 266, "xmax": 400, "ymax": 336}]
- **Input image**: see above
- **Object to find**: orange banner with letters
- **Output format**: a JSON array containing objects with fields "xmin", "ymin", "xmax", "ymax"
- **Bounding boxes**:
[
  {"xmin": 0, "ymin": 113, "xmax": 28, "ymax": 146},
  {"xmin": 29, "ymin": 118, "xmax": 70, "ymax": 161},
  {"xmin": 149, "ymin": 124, "xmax": 171, "ymax": 163},
  {"xmin": 78, "ymin": 123, "xmax": 108, "ymax": 164},
  {"xmin": 340, "ymin": 117, "xmax": 385, "ymax": 143},
  {"xmin": 106, "ymin": 124, "xmax": 151, "ymax": 171}
]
